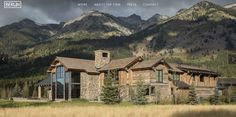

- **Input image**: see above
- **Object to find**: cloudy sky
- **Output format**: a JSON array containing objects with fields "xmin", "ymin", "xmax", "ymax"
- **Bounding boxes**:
[{"xmin": 0, "ymin": 0, "xmax": 235, "ymax": 27}]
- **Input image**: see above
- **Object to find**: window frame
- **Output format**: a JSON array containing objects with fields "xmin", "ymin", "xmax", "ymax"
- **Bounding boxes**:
[
  {"xmin": 156, "ymin": 70, "xmax": 163, "ymax": 83},
  {"xmin": 102, "ymin": 52, "xmax": 108, "ymax": 57},
  {"xmin": 172, "ymin": 73, "xmax": 180, "ymax": 81}
]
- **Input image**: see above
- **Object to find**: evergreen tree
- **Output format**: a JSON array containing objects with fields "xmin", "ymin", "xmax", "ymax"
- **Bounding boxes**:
[
  {"xmin": 226, "ymin": 86, "xmax": 233, "ymax": 103},
  {"xmin": 7, "ymin": 87, "xmax": 12, "ymax": 98},
  {"xmin": 12, "ymin": 83, "xmax": 22, "ymax": 97},
  {"xmin": 188, "ymin": 85, "xmax": 198, "ymax": 105},
  {"xmin": 0, "ymin": 87, "xmax": 6, "ymax": 98},
  {"xmin": 211, "ymin": 88, "xmax": 220, "ymax": 105},
  {"xmin": 32, "ymin": 86, "xmax": 38, "ymax": 98},
  {"xmin": 101, "ymin": 71, "xmax": 121, "ymax": 104},
  {"xmin": 133, "ymin": 77, "xmax": 147, "ymax": 105},
  {"xmin": 22, "ymin": 82, "xmax": 29, "ymax": 98}
]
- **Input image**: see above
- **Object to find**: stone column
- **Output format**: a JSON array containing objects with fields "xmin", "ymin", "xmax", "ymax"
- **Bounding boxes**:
[{"xmin": 38, "ymin": 86, "xmax": 42, "ymax": 99}]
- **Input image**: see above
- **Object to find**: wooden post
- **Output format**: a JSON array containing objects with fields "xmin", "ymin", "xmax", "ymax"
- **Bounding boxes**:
[{"xmin": 38, "ymin": 86, "xmax": 42, "ymax": 99}]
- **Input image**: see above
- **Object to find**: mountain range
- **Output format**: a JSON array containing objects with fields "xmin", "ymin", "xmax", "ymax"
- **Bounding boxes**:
[{"xmin": 0, "ymin": 1, "xmax": 236, "ymax": 80}]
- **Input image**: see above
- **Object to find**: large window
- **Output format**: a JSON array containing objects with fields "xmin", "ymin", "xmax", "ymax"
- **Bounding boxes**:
[
  {"xmin": 156, "ymin": 70, "xmax": 163, "ymax": 83},
  {"xmin": 56, "ymin": 66, "xmax": 65, "ymax": 99},
  {"xmin": 71, "ymin": 72, "xmax": 80, "ymax": 98}
]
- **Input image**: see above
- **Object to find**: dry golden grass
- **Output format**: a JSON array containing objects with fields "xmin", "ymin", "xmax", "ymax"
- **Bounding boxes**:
[{"xmin": 0, "ymin": 105, "xmax": 236, "ymax": 117}]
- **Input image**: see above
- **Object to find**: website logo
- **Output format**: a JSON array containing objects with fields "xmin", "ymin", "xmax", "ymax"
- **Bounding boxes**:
[{"xmin": 4, "ymin": 1, "xmax": 22, "ymax": 8}]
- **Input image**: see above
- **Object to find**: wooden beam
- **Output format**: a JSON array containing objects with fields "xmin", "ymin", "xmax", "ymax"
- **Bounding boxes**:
[{"xmin": 38, "ymin": 86, "xmax": 42, "ymax": 99}]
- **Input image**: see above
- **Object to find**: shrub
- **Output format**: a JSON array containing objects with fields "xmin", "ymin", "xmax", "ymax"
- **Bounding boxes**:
[
  {"xmin": 12, "ymin": 83, "xmax": 22, "ymax": 97},
  {"xmin": 22, "ymin": 82, "xmax": 29, "ymax": 98},
  {"xmin": 176, "ymin": 93, "xmax": 188, "ymax": 104},
  {"xmin": 210, "ymin": 88, "xmax": 220, "ymax": 105}
]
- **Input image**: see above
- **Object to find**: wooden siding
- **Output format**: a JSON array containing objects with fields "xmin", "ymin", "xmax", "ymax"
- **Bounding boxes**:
[{"xmin": 180, "ymin": 73, "xmax": 217, "ymax": 87}]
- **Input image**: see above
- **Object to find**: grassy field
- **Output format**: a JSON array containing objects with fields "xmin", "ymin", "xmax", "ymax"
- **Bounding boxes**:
[{"xmin": 0, "ymin": 100, "xmax": 236, "ymax": 117}]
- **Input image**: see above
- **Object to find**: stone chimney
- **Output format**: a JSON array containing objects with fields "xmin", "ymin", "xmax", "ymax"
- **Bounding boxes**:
[{"xmin": 95, "ymin": 50, "xmax": 110, "ymax": 69}]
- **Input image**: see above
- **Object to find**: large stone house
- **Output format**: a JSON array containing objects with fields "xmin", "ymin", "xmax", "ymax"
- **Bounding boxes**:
[{"xmin": 37, "ymin": 50, "xmax": 219, "ymax": 102}]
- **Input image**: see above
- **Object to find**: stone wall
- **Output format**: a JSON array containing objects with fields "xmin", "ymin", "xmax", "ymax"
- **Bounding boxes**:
[
  {"xmin": 80, "ymin": 72, "xmax": 100, "ymax": 101},
  {"xmin": 119, "ymin": 85, "xmax": 130, "ymax": 101},
  {"xmin": 131, "ymin": 63, "xmax": 173, "ymax": 102}
]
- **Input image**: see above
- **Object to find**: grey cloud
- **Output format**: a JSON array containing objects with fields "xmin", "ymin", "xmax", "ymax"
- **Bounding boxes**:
[{"xmin": 0, "ymin": 0, "xmax": 235, "ymax": 27}]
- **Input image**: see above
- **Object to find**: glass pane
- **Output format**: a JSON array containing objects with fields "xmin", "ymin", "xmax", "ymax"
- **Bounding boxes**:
[
  {"xmin": 156, "ymin": 70, "xmax": 163, "ymax": 83},
  {"xmin": 72, "ymin": 72, "xmax": 80, "ymax": 83},
  {"xmin": 71, "ymin": 84, "xmax": 80, "ymax": 98},
  {"xmin": 56, "ymin": 66, "xmax": 64, "ymax": 99}
]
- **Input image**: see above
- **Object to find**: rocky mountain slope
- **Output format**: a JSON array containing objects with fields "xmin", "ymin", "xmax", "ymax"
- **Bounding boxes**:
[
  {"xmin": 58, "ymin": 10, "xmax": 133, "ymax": 39},
  {"xmin": 132, "ymin": 1, "xmax": 236, "ymax": 57},
  {"xmin": 0, "ymin": 1, "xmax": 236, "ymax": 80},
  {"xmin": 117, "ymin": 14, "xmax": 146, "ymax": 32},
  {"xmin": 224, "ymin": 3, "xmax": 236, "ymax": 10},
  {"xmin": 142, "ymin": 14, "xmax": 169, "ymax": 29}
]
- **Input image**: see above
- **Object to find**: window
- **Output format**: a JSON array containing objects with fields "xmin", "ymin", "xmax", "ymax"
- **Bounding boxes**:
[
  {"xmin": 102, "ymin": 52, "xmax": 108, "ymax": 57},
  {"xmin": 213, "ymin": 77, "xmax": 216, "ymax": 80},
  {"xmin": 171, "ymin": 88, "xmax": 174, "ymax": 95},
  {"xmin": 56, "ymin": 66, "xmax": 65, "ymax": 99},
  {"xmin": 172, "ymin": 73, "xmax": 180, "ymax": 81},
  {"xmin": 192, "ymin": 74, "xmax": 195, "ymax": 81},
  {"xmin": 56, "ymin": 66, "xmax": 64, "ymax": 79},
  {"xmin": 72, "ymin": 72, "xmax": 80, "ymax": 83},
  {"xmin": 200, "ymin": 75, "xmax": 204, "ymax": 82},
  {"xmin": 156, "ymin": 70, "xmax": 163, "ymax": 83},
  {"xmin": 145, "ymin": 88, "xmax": 149, "ymax": 95},
  {"xmin": 150, "ymin": 86, "xmax": 155, "ymax": 94}
]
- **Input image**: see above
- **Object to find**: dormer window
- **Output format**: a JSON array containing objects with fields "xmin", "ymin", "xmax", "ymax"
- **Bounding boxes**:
[{"xmin": 102, "ymin": 52, "xmax": 108, "ymax": 57}]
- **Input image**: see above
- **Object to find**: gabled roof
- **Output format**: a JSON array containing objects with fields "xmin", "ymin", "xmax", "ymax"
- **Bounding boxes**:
[
  {"xmin": 175, "ymin": 64, "xmax": 219, "ymax": 75},
  {"xmin": 131, "ymin": 58, "xmax": 183, "ymax": 73},
  {"xmin": 168, "ymin": 64, "xmax": 184, "ymax": 73},
  {"xmin": 173, "ymin": 81, "xmax": 190, "ymax": 89},
  {"xmin": 48, "ymin": 57, "xmax": 98, "ymax": 73},
  {"xmin": 218, "ymin": 78, "xmax": 236, "ymax": 84},
  {"xmin": 36, "ymin": 78, "xmax": 51, "ymax": 86},
  {"xmin": 132, "ymin": 58, "xmax": 164, "ymax": 69},
  {"xmin": 99, "ymin": 57, "xmax": 142, "ymax": 71}
]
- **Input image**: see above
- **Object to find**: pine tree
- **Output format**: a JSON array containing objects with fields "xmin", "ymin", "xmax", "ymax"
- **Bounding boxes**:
[
  {"xmin": 226, "ymin": 86, "xmax": 233, "ymax": 103},
  {"xmin": 22, "ymin": 82, "xmax": 29, "ymax": 98},
  {"xmin": 133, "ymin": 77, "xmax": 147, "ymax": 105},
  {"xmin": 101, "ymin": 71, "xmax": 121, "ymax": 104},
  {"xmin": 12, "ymin": 83, "xmax": 22, "ymax": 97},
  {"xmin": 188, "ymin": 85, "xmax": 198, "ymax": 105},
  {"xmin": 211, "ymin": 88, "xmax": 220, "ymax": 105},
  {"xmin": 32, "ymin": 86, "xmax": 38, "ymax": 98}
]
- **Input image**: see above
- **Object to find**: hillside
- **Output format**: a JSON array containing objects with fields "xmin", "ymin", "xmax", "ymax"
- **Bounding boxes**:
[
  {"xmin": 0, "ymin": 19, "xmax": 58, "ymax": 56},
  {"xmin": 132, "ymin": 1, "xmax": 236, "ymax": 57},
  {"xmin": 0, "ymin": 1, "xmax": 236, "ymax": 85}
]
